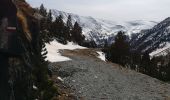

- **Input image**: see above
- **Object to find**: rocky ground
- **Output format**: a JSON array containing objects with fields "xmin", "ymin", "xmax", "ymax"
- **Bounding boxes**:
[{"xmin": 50, "ymin": 49, "xmax": 170, "ymax": 100}]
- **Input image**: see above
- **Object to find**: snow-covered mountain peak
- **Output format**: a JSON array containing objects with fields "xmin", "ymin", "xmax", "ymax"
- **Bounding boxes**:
[
  {"xmin": 51, "ymin": 9, "xmax": 157, "ymax": 46},
  {"xmin": 131, "ymin": 17, "xmax": 170, "ymax": 55}
]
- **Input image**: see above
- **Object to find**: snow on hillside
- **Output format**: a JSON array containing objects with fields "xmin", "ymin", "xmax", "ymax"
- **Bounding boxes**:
[
  {"xmin": 51, "ymin": 10, "xmax": 157, "ymax": 45},
  {"xmin": 131, "ymin": 17, "xmax": 170, "ymax": 54},
  {"xmin": 124, "ymin": 20, "xmax": 158, "ymax": 36},
  {"xmin": 150, "ymin": 42, "xmax": 170, "ymax": 57},
  {"xmin": 45, "ymin": 41, "xmax": 86, "ymax": 62}
]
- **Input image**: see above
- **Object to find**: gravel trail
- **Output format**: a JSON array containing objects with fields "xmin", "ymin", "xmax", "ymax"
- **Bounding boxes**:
[{"xmin": 50, "ymin": 49, "xmax": 170, "ymax": 100}]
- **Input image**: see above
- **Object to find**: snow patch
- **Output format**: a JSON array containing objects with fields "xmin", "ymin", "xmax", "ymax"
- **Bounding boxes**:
[
  {"xmin": 45, "ymin": 41, "xmax": 86, "ymax": 62},
  {"xmin": 97, "ymin": 51, "xmax": 106, "ymax": 61}
]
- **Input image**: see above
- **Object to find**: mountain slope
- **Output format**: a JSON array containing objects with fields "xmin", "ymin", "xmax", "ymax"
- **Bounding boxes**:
[
  {"xmin": 150, "ymin": 43, "xmax": 170, "ymax": 57},
  {"xmin": 51, "ymin": 10, "xmax": 157, "ymax": 46},
  {"xmin": 131, "ymin": 17, "xmax": 170, "ymax": 54}
]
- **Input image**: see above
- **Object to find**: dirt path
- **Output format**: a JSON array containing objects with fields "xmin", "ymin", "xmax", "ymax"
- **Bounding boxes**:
[{"xmin": 50, "ymin": 49, "xmax": 170, "ymax": 100}]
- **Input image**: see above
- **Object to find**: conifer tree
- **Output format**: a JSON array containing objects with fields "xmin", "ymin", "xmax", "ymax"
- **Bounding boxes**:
[
  {"xmin": 66, "ymin": 15, "xmax": 73, "ymax": 29},
  {"xmin": 39, "ymin": 4, "xmax": 47, "ymax": 17},
  {"xmin": 46, "ymin": 10, "xmax": 53, "ymax": 41},
  {"xmin": 66, "ymin": 15, "xmax": 73, "ymax": 41},
  {"xmin": 57, "ymin": 15, "xmax": 65, "ymax": 37},
  {"xmin": 51, "ymin": 15, "xmax": 67, "ymax": 44},
  {"xmin": 102, "ymin": 40, "xmax": 109, "ymax": 56},
  {"xmin": 63, "ymin": 25, "xmax": 70, "ymax": 41},
  {"xmin": 141, "ymin": 52, "xmax": 151, "ymax": 74},
  {"xmin": 108, "ymin": 31, "xmax": 130, "ymax": 66},
  {"xmin": 47, "ymin": 10, "xmax": 53, "ymax": 23},
  {"xmin": 38, "ymin": 5, "xmax": 53, "ymax": 43},
  {"xmin": 150, "ymin": 57, "xmax": 158, "ymax": 77},
  {"xmin": 71, "ymin": 22, "xmax": 85, "ymax": 45}
]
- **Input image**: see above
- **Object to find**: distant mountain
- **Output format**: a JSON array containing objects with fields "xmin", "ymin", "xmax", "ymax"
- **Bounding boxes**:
[
  {"xmin": 51, "ymin": 10, "xmax": 157, "ymax": 46},
  {"xmin": 131, "ymin": 17, "xmax": 170, "ymax": 55}
]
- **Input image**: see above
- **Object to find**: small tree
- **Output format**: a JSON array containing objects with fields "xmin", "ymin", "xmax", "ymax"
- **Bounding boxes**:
[
  {"xmin": 71, "ymin": 22, "xmax": 85, "ymax": 45},
  {"xmin": 65, "ymin": 15, "xmax": 73, "ymax": 41},
  {"xmin": 39, "ymin": 4, "xmax": 47, "ymax": 17},
  {"xmin": 66, "ymin": 15, "xmax": 73, "ymax": 29},
  {"xmin": 47, "ymin": 10, "xmax": 53, "ymax": 23},
  {"xmin": 47, "ymin": 10, "xmax": 53, "ymax": 29},
  {"xmin": 107, "ymin": 31, "xmax": 130, "ymax": 66},
  {"xmin": 51, "ymin": 15, "xmax": 66, "ymax": 43},
  {"xmin": 140, "ymin": 52, "xmax": 151, "ymax": 74}
]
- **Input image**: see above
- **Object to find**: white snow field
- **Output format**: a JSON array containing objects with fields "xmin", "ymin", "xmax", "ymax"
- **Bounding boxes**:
[{"xmin": 45, "ymin": 41, "xmax": 86, "ymax": 62}]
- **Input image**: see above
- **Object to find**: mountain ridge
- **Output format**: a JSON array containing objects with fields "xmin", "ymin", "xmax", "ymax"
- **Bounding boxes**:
[
  {"xmin": 51, "ymin": 9, "xmax": 157, "ymax": 46},
  {"xmin": 131, "ymin": 17, "xmax": 170, "ymax": 55}
]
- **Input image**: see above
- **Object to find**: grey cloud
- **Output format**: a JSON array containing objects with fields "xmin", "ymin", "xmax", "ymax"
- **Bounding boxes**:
[{"xmin": 26, "ymin": 0, "xmax": 170, "ymax": 21}]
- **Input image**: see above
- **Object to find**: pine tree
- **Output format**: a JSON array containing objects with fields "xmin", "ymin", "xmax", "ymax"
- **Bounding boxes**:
[
  {"xmin": 63, "ymin": 25, "xmax": 70, "ymax": 41},
  {"xmin": 51, "ymin": 15, "xmax": 67, "ymax": 44},
  {"xmin": 47, "ymin": 10, "xmax": 53, "ymax": 30},
  {"xmin": 65, "ymin": 15, "xmax": 73, "ymax": 41},
  {"xmin": 40, "ymin": 40, "xmax": 48, "ymax": 63},
  {"xmin": 38, "ymin": 5, "xmax": 53, "ymax": 43},
  {"xmin": 57, "ymin": 15, "xmax": 65, "ymax": 38},
  {"xmin": 71, "ymin": 22, "xmax": 85, "ymax": 45},
  {"xmin": 46, "ymin": 10, "xmax": 53, "ymax": 41},
  {"xmin": 39, "ymin": 4, "xmax": 47, "ymax": 17},
  {"xmin": 66, "ymin": 15, "xmax": 73, "ymax": 29},
  {"xmin": 107, "ymin": 31, "xmax": 130, "ymax": 66},
  {"xmin": 129, "ymin": 51, "xmax": 141, "ymax": 70},
  {"xmin": 47, "ymin": 10, "xmax": 53, "ymax": 23},
  {"xmin": 102, "ymin": 40, "xmax": 109, "ymax": 57},
  {"xmin": 141, "ymin": 52, "xmax": 151, "ymax": 74},
  {"xmin": 150, "ymin": 57, "xmax": 158, "ymax": 77}
]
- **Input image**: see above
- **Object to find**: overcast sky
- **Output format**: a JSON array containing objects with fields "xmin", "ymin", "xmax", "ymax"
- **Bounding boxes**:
[{"xmin": 26, "ymin": 0, "xmax": 170, "ymax": 22}]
